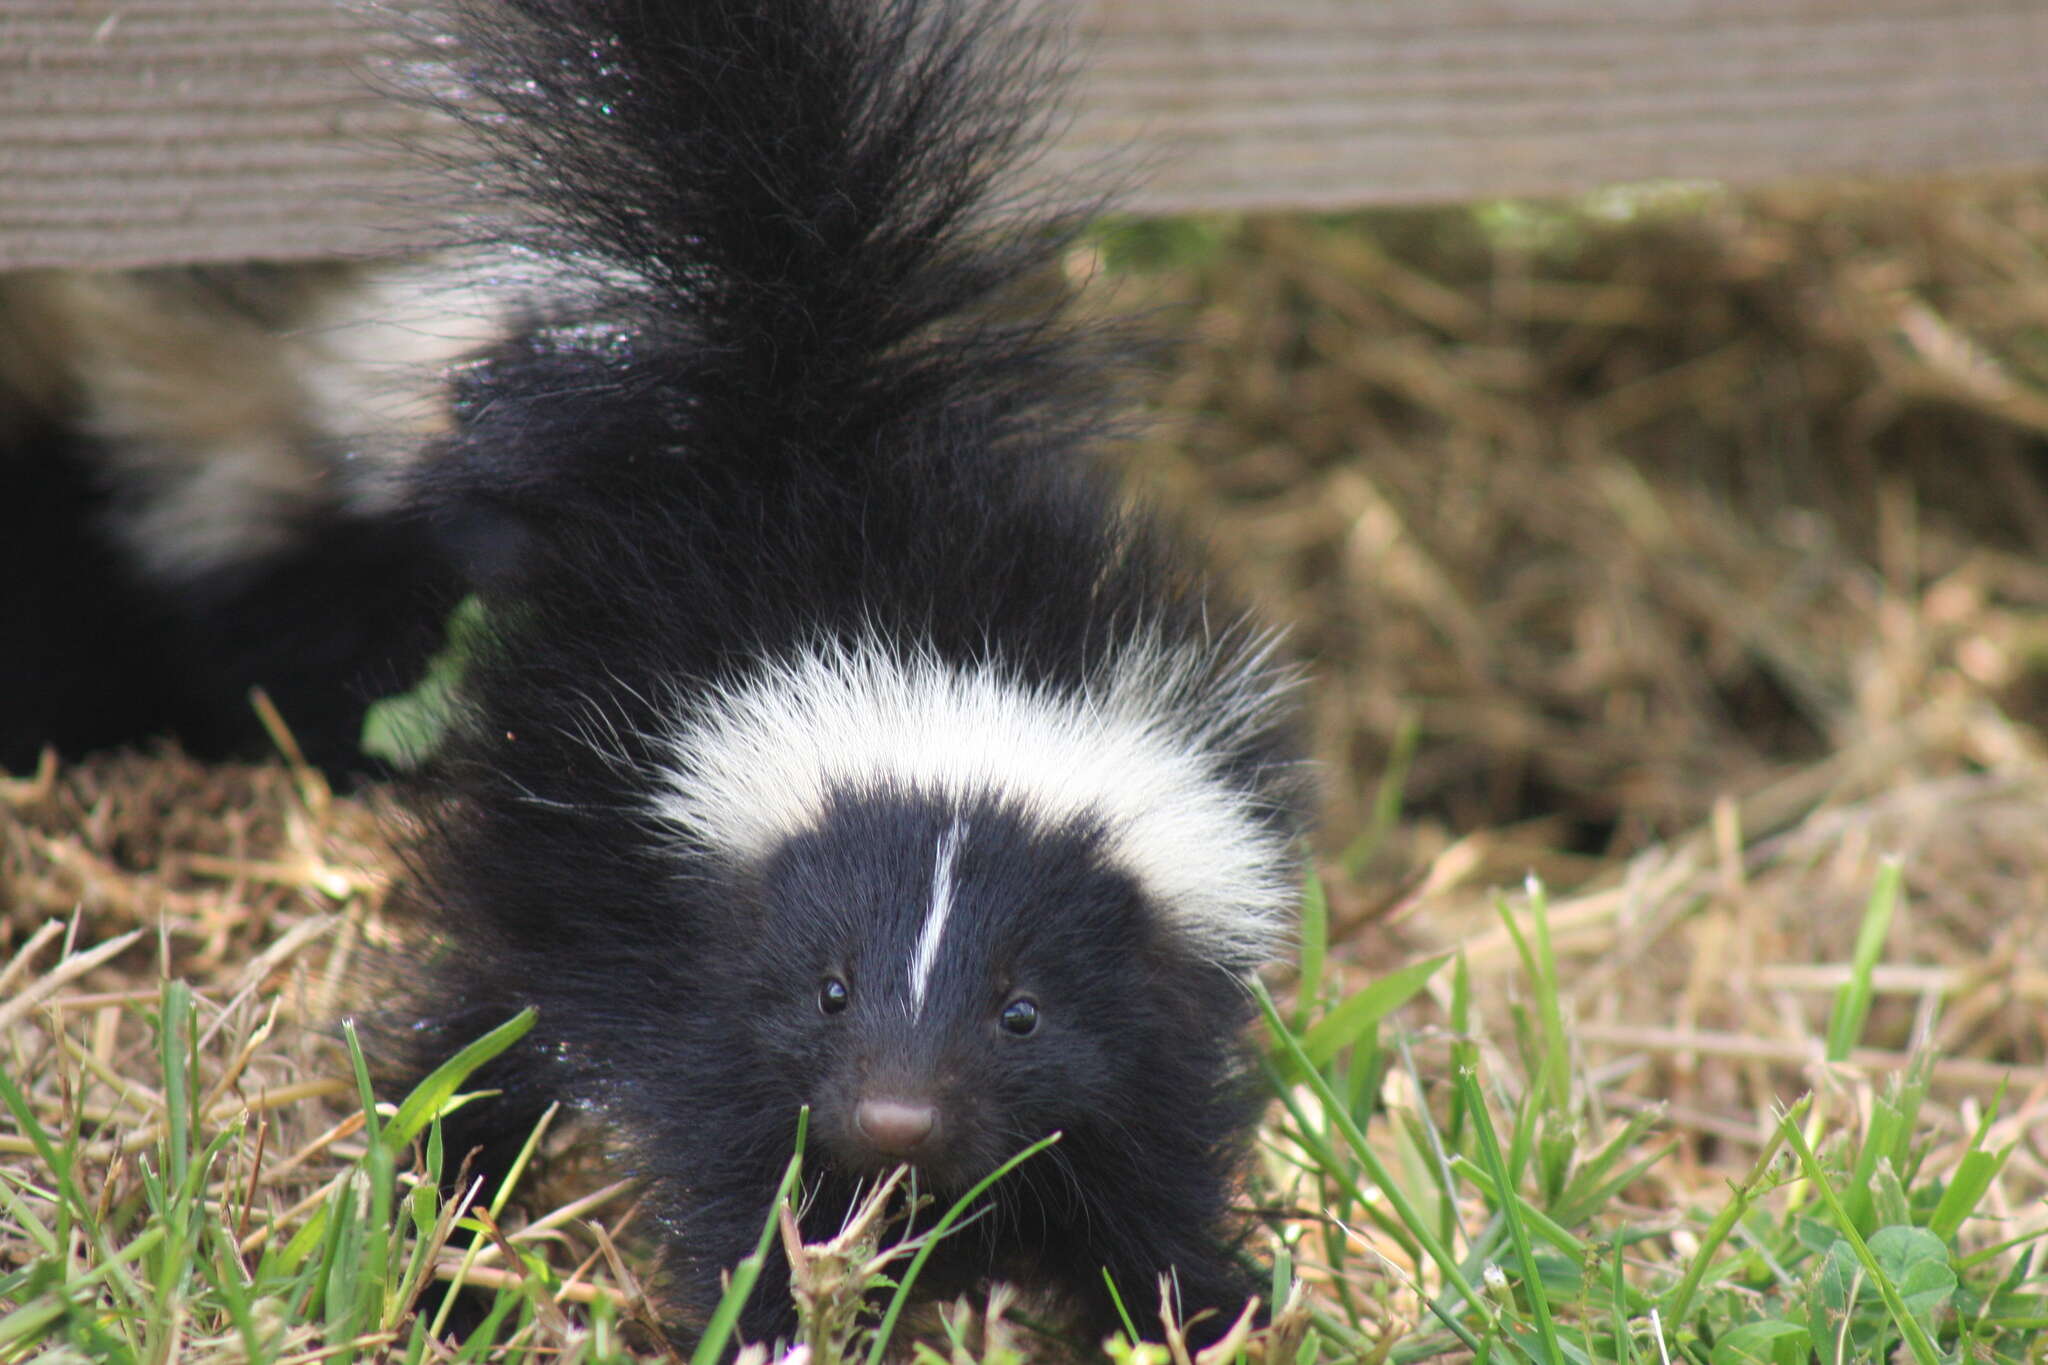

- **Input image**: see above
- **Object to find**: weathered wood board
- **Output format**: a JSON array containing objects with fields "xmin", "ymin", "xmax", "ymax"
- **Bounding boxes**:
[{"xmin": 4, "ymin": 0, "xmax": 2047, "ymax": 269}]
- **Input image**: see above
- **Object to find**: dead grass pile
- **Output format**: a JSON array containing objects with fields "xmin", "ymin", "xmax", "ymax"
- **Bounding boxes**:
[
  {"xmin": 2, "ymin": 746, "xmax": 386, "ymax": 1009},
  {"xmin": 1119, "ymin": 180, "xmax": 2048, "ymax": 859},
  {"xmin": 0, "ymin": 752, "xmax": 382, "ymax": 1319}
]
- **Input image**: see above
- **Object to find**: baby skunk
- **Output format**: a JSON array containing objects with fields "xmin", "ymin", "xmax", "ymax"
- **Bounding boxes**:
[
  {"xmin": 381, "ymin": 0, "xmax": 1313, "ymax": 1348},
  {"xmin": 0, "ymin": 266, "xmax": 482, "ymax": 774}
]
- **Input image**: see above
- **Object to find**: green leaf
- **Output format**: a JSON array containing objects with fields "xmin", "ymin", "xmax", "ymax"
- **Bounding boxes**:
[
  {"xmin": 1710, "ymin": 1319, "xmax": 1811, "ymax": 1365},
  {"xmin": 1807, "ymin": 1241, "xmax": 1859, "ymax": 1365},
  {"xmin": 1090, "ymin": 217, "xmax": 1232, "ymax": 274},
  {"xmin": 1869, "ymin": 1226, "xmax": 1955, "ymax": 1328},
  {"xmin": 361, "ymin": 595, "xmax": 489, "ymax": 768},
  {"xmin": 1783, "ymin": 1115, "xmax": 1942, "ymax": 1365},
  {"xmin": 1295, "ymin": 953, "xmax": 1450, "ymax": 1069},
  {"xmin": 1868, "ymin": 1159, "xmax": 1911, "ymax": 1233}
]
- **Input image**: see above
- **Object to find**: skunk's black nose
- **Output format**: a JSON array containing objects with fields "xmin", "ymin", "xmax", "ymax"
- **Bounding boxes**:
[{"xmin": 857, "ymin": 1098, "xmax": 938, "ymax": 1154}]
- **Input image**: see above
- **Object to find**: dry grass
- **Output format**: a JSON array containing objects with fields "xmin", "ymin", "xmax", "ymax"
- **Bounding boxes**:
[
  {"xmin": 1116, "ymin": 181, "xmax": 2048, "ymax": 848},
  {"xmin": 1100, "ymin": 177, "xmax": 2048, "ymax": 1183},
  {"xmin": 0, "ymin": 754, "xmax": 368, "ymax": 1188},
  {"xmin": 6, "ymin": 176, "xmax": 2048, "ymax": 1358}
]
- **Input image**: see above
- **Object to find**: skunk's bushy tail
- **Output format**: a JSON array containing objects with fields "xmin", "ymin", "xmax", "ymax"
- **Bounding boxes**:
[{"xmin": 440, "ymin": 0, "xmax": 1094, "ymax": 447}]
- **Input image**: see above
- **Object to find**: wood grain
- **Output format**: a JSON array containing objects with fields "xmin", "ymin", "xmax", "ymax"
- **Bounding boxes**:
[{"xmin": 4, "ymin": 0, "xmax": 2046, "ymax": 269}]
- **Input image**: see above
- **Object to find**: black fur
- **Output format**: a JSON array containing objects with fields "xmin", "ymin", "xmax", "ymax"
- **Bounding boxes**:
[
  {"xmin": 0, "ymin": 417, "xmax": 197, "ymax": 768},
  {"xmin": 0, "ymin": 419, "xmax": 463, "ymax": 777},
  {"xmin": 376, "ymin": 0, "xmax": 1313, "ymax": 1350},
  {"xmin": 0, "ymin": 269, "xmax": 467, "ymax": 777}
]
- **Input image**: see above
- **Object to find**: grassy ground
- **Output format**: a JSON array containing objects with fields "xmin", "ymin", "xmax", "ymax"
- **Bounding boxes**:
[{"xmin": 5, "ymin": 180, "xmax": 2048, "ymax": 1362}]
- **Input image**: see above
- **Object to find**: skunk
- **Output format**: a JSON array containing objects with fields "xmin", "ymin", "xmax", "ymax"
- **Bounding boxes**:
[
  {"xmin": 0, "ymin": 0, "xmax": 1312, "ymax": 1345},
  {"xmin": 0, "ymin": 0, "xmax": 1310, "ymax": 1346},
  {"xmin": 377, "ymin": 0, "xmax": 1314, "ymax": 1347},
  {"xmin": 0, "ymin": 266, "xmax": 484, "ymax": 773},
  {"xmin": 368, "ymin": 0, "xmax": 1314, "ymax": 1348}
]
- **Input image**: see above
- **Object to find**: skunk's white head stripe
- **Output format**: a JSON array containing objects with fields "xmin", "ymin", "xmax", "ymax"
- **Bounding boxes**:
[
  {"xmin": 652, "ymin": 634, "xmax": 1299, "ymax": 970},
  {"xmin": 909, "ymin": 821, "xmax": 966, "ymax": 1017}
]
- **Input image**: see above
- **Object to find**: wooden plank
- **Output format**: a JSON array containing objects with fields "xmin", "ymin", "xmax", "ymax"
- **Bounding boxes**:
[
  {"xmin": 1076, "ymin": 0, "xmax": 2048, "ymax": 213},
  {"xmin": 3, "ymin": 0, "xmax": 2047, "ymax": 270},
  {"xmin": 0, "ymin": 1, "xmax": 442, "ymax": 268}
]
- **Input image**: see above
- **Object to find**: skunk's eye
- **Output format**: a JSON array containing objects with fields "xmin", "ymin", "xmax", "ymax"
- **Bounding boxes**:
[
  {"xmin": 819, "ymin": 978, "xmax": 850, "ymax": 1015},
  {"xmin": 999, "ymin": 996, "xmax": 1039, "ymax": 1036}
]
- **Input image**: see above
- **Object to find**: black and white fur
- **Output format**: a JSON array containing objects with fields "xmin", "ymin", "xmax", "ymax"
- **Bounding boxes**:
[
  {"xmin": 5, "ymin": 0, "xmax": 1314, "ymax": 1347},
  {"xmin": 372, "ymin": 0, "xmax": 1314, "ymax": 1348},
  {"xmin": 0, "ymin": 265, "xmax": 490, "ymax": 772}
]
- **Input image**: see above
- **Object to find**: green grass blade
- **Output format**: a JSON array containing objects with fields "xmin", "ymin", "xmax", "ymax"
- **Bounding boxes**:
[
  {"xmin": 1296, "ymin": 953, "xmax": 1450, "ymax": 1069},
  {"xmin": 1779, "ymin": 1111, "xmax": 1940, "ymax": 1365},
  {"xmin": 1261, "ymin": 1062, "xmax": 1425, "ymax": 1270},
  {"xmin": 428, "ymin": 1099, "xmax": 561, "ymax": 1340},
  {"xmin": 690, "ymin": 1108, "xmax": 810, "ymax": 1365},
  {"xmin": 1494, "ymin": 878, "xmax": 1570, "ymax": 1115},
  {"xmin": 157, "ymin": 980, "xmax": 194, "ymax": 1194},
  {"xmin": 1102, "ymin": 1267, "xmax": 1142, "ymax": 1346},
  {"xmin": 1456, "ymin": 1065, "xmax": 1563, "ymax": 1363},
  {"xmin": 1607, "ymin": 1234, "xmax": 1636, "ymax": 1364},
  {"xmin": 1823, "ymin": 859, "xmax": 1901, "ymax": 1062},
  {"xmin": 1340, "ymin": 708, "xmax": 1419, "ymax": 878},
  {"xmin": 0, "ymin": 1298, "xmax": 69, "ymax": 1350},
  {"xmin": 1447, "ymin": 1156, "xmax": 1588, "ymax": 1259},
  {"xmin": 1253, "ymin": 980, "xmax": 1491, "ymax": 1334},
  {"xmin": 342, "ymin": 1019, "xmax": 382, "ymax": 1148},
  {"xmin": 1929, "ymin": 1082, "xmax": 2013, "ymax": 1242},
  {"xmin": 866, "ymin": 1132, "xmax": 1061, "ymax": 1365},
  {"xmin": 383, "ymin": 1009, "xmax": 537, "ymax": 1153},
  {"xmin": 1657, "ymin": 1100, "xmax": 1801, "ymax": 1329}
]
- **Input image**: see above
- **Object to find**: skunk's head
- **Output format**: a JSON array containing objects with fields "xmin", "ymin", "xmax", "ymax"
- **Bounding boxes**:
[
  {"xmin": 657, "ymin": 634, "xmax": 1305, "ymax": 1193},
  {"xmin": 747, "ymin": 791, "xmax": 1158, "ymax": 1188}
]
